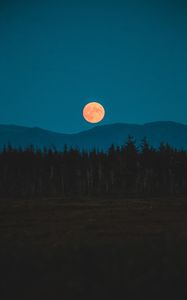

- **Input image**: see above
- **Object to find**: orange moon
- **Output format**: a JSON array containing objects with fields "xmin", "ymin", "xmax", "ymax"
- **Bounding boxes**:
[{"xmin": 83, "ymin": 102, "xmax": 105, "ymax": 123}]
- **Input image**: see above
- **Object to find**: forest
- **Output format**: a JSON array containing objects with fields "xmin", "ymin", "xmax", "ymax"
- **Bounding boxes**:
[{"xmin": 0, "ymin": 137, "xmax": 187, "ymax": 199}]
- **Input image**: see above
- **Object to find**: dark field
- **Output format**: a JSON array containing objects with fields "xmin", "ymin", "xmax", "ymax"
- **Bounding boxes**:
[{"xmin": 0, "ymin": 198, "xmax": 187, "ymax": 299}]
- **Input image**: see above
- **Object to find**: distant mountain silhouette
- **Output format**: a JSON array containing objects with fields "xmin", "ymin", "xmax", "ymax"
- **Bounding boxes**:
[{"xmin": 0, "ymin": 121, "xmax": 187, "ymax": 151}]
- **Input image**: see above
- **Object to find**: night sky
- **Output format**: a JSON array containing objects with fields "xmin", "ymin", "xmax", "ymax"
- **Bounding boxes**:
[{"xmin": 0, "ymin": 0, "xmax": 187, "ymax": 133}]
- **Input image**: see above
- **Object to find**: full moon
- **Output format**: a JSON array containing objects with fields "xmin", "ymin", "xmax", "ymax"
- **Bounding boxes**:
[{"xmin": 83, "ymin": 102, "xmax": 105, "ymax": 123}]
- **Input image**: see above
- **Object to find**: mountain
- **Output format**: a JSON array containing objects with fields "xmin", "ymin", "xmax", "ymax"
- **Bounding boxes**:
[{"xmin": 0, "ymin": 121, "xmax": 187, "ymax": 151}]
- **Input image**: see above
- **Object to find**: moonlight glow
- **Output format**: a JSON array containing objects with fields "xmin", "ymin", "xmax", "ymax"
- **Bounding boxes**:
[{"xmin": 83, "ymin": 102, "xmax": 105, "ymax": 123}]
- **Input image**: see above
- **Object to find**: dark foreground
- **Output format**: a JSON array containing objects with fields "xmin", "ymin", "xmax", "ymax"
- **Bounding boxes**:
[{"xmin": 0, "ymin": 198, "xmax": 187, "ymax": 300}]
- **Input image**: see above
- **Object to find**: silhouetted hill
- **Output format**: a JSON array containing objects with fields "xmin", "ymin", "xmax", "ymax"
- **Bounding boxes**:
[{"xmin": 0, "ymin": 121, "xmax": 187, "ymax": 151}]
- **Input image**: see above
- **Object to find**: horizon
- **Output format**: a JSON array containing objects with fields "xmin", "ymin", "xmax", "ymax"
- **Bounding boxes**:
[{"xmin": 0, "ymin": 119, "xmax": 187, "ymax": 135}]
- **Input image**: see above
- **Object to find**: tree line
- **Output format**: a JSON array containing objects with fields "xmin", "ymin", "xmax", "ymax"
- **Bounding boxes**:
[{"xmin": 0, "ymin": 137, "xmax": 187, "ymax": 199}]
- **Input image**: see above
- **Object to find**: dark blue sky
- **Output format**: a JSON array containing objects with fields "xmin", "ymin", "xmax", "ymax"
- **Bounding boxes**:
[{"xmin": 0, "ymin": 0, "xmax": 187, "ymax": 133}]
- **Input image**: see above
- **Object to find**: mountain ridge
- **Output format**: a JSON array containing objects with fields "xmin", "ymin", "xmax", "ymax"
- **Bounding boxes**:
[{"xmin": 0, "ymin": 121, "xmax": 187, "ymax": 151}]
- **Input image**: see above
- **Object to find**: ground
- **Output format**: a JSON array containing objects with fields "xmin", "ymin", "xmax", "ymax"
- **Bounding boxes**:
[{"xmin": 0, "ymin": 197, "xmax": 187, "ymax": 299}]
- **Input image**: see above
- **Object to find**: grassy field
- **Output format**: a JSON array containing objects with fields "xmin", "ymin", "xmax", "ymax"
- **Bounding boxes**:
[{"xmin": 0, "ymin": 197, "xmax": 187, "ymax": 299}]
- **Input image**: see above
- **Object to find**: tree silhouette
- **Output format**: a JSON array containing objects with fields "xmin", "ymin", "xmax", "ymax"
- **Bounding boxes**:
[{"xmin": 0, "ymin": 138, "xmax": 186, "ymax": 199}]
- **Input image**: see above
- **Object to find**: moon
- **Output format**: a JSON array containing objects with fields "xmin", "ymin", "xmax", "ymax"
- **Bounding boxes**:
[{"xmin": 83, "ymin": 102, "xmax": 105, "ymax": 123}]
